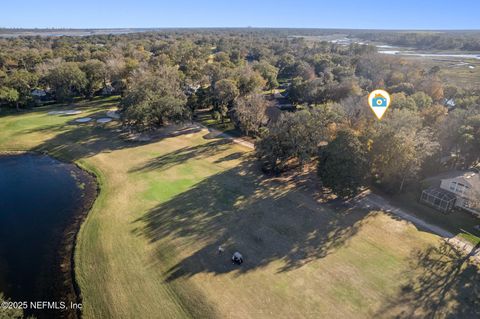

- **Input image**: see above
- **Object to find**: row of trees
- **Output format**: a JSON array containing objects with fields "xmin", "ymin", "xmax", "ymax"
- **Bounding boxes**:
[
  {"xmin": 117, "ymin": 62, "xmax": 276, "ymax": 131},
  {"xmin": 255, "ymin": 52, "xmax": 480, "ymax": 196},
  {"xmin": 1, "ymin": 30, "xmax": 478, "ymax": 197},
  {"xmin": 0, "ymin": 31, "xmax": 288, "ymax": 131},
  {"xmin": 255, "ymin": 102, "xmax": 458, "ymax": 196},
  {"xmin": 0, "ymin": 60, "xmax": 110, "ymax": 107},
  {"xmin": 0, "ymin": 30, "xmax": 373, "ymax": 126}
]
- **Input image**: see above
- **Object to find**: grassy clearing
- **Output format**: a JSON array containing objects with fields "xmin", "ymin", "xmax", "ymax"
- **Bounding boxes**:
[
  {"xmin": 407, "ymin": 56, "xmax": 480, "ymax": 88},
  {"xmin": 1, "ymin": 97, "xmax": 478, "ymax": 318}
]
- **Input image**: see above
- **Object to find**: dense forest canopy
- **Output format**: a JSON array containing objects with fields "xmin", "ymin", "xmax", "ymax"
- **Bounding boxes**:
[{"xmin": 0, "ymin": 29, "xmax": 478, "ymax": 197}]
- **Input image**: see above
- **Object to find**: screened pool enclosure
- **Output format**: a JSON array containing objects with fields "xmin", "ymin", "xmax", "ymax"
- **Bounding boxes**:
[{"xmin": 420, "ymin": 187, "xmax": 456, "ymax": 213}]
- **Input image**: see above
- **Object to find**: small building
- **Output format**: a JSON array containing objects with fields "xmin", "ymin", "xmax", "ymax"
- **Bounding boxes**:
[
  {"xmin": 101, "ymin": 85, "xmax": 115, "ymax": 96},
  {"xmin": 31, "ymin": 89, "xmax": 47, "ymax": 98},
  {"xmin": 443, "ymin": 98, "xmax": 456, "ymax": 109},
  {"xmin": 31, "ymin": 88, "xmax": 50, "ymax": 105},
  {"xmin": 440, "ymin": 171, "xmax": 480, "ymax": 216},
  {"xmin": 420, "ymin": 187, "xmax": 457, "ymax": 213},
  {"xmin": 183, "ymin": 84, "xmax": 200, "ymax": 96}
]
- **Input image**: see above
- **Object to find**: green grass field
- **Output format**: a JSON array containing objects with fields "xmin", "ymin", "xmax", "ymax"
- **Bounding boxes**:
[{"xmin": 0, "ymin": 97, "xmax": 478, "ymax": 318}]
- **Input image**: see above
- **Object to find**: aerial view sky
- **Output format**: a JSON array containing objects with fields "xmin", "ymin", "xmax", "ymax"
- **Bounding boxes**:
[{"xmin": 1, "ymin": 0, "xmax": 479, "ymax": 29}]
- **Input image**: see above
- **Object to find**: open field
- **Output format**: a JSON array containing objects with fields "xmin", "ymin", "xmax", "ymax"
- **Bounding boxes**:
[
  {"xmin": 404, "ymin": 56, "xmax": 480, "ymax": 88},
  {"xmin": 1, "ymin": 97, "xmax": 479, "ymax": 318}
]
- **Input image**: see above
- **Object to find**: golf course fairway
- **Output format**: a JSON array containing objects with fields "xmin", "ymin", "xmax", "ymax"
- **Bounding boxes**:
[{"xmin": 1, "ymin": 97, "xmax": 477, "ymax": 319}]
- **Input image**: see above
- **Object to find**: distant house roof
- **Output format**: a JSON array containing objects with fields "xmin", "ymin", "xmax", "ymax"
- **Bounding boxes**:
[
  {"xmin": 463, "ymin": 171, "xmax": 480, "ymax": 192},
  {"xmin": 444, "ymin": 98, "xmax": 456, "ymax": 108},
  {"xmin": 182, "ymin": 84, "xmax": 200, "ymax": 96},
  {"xmin": 31, "ymin": 89, "xmax": 46, "ymax": 97},
  {"xmin": 101, "ymin": 85, "xmax": 115, "ymax": 95},
  {"xmin": 442, "ymin": 171, "xmax": 480, "ymax": 194}
]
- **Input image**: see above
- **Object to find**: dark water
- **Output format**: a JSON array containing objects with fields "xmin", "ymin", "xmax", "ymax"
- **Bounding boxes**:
[{"xmin": 0, "ymin": 154, "xmax": 96, "ymax": 318}]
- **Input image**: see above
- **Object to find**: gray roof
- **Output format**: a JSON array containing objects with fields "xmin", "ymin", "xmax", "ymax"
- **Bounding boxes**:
[
  {"xmin": 442, "ymin": 171, "xmax": 480, "ymax": 192},
  {"xmin": 463, "ymin": 171, "xmax": 480, "ymax": 191},
  {"xmin": 422, "ymin": 187, "xmax": 457, "ymax": 201},
  {"xmin": 459, "ymin": 172, "xmax": 479, "ymax": 193}
]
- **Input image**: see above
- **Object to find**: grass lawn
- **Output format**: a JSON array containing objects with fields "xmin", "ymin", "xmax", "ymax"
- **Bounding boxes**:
[
  {"xmin": 387, "ymin": 191, "xmax": 480, "ymax": 245},
  {"xmin": 0, "ymin": 97, "xmax": 478, "ymax": 318}
]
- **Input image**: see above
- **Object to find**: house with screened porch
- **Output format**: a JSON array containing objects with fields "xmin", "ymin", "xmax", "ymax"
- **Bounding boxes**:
[{"xmin": 421, "ymin": 171, "xmax": 480, "ymax": 217}]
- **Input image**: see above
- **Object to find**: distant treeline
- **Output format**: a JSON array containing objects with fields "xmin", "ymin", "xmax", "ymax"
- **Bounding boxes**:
[
  {"xmin": 0, "ymin": 28, "xmax": 362, "ymax": 39},
  {"xmin": 354, "ymin": 31, "xmax": 480, "ymax": 51},
  {"xmin": 3, "ymin": 28, "xmax": 480, "ymax": 52}
]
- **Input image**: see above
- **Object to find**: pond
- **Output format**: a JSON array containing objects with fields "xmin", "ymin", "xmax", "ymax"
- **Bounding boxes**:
[{"xmin": 0, "ymin": 153, "xmax": 97, "ymax": 318}]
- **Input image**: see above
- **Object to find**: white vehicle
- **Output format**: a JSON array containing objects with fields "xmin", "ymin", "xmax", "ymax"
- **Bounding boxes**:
[{"xmin": 232, "ymin": 252, "xmax": 244, "ymax": 264}]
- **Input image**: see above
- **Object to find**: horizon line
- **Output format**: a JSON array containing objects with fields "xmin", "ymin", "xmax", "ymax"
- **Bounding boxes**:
[{"xmin": 1, "ymin": 27, "xmax": 480, "ymax": 32}]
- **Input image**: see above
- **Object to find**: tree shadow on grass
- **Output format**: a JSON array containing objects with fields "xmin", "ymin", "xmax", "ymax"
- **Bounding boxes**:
[
  {"xmin": 133, "ymin": 157, "xmax": 371, "ymax": 282},
  {"xmin": 129, "ymin": 139, "xmax": 233, "ymax": 173},
  {"xmin": 0, "ymin": 96, "xmax": 121, "ymax": 119},
  {"xmin": 377, "ymin": 241, "xmax": 480, "ymax": 319},
  {"xmin": 213, "ymin": 152, "xmax": 244, "ymax": 164},
  {"xmin": 31, "ymin": 123, "xmax": 132, "ymax": 162},
  {"xmin": 28, "ymin": 119, "xmax": 206, "ymax": 163}
]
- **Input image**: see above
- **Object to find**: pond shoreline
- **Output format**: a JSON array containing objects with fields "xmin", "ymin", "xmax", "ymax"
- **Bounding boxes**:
[{"xmin": 0, "ymin": 151, "xmax": 99, "ymax": 319}]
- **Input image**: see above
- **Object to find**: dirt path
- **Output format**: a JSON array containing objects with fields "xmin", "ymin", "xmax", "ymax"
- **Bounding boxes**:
[
  {"xmin": 196, "ymin": 123, "xmax": 255, "ymax": 149},
  {"xmin": 354, "ymin": 190, "xmax": 480, "ymax": 263}
]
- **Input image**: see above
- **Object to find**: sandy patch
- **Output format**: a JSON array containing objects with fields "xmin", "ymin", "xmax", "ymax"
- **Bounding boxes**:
[
  {"xmin": 97, "ymin": 118, "xmax": 112, "ymax": 123},
  {"xmin": 75, "ymin": 117, "xmax": 92, "ymax": 123},
  {"xmin": 47, "ymin": 110, "xmax": 82, "ymax": 116}
]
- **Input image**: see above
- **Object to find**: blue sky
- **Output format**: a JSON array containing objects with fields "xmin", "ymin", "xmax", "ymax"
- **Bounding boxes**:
[{"xmin": 2, "ymin": 0, "xmax": 479, "ymax": 29}]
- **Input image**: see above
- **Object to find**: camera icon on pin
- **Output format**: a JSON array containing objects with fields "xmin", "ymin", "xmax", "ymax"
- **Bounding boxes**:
[{"xmin": 372, "ymin": 94, "xmax": 387, "ymax": 107}]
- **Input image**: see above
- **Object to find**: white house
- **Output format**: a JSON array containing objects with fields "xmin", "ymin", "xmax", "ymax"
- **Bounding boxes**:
[{"xmin": 440, "ymin": 171, "xmax": 480, "ymax": 216}]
